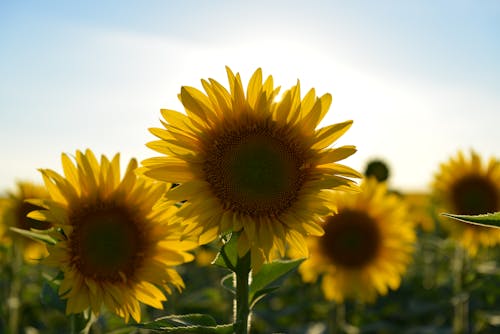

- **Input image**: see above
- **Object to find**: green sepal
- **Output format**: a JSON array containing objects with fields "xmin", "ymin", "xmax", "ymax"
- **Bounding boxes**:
[
  {"xmin": 136, "ymin": 314, "xmax": 233, "ymax": 333},
  {"xmin": 249, "ymin": 258, "xmax": 305, "ymax": 307},
  {"xmin": 442, "ymin": 212, "xmax": 500, "ymax": 229},
  {"xmin": 9, "ymin": 227, "xmax": 57, "ymax": 245},
  {"xmin": 212, "ymin": 233, "xmax": 238, "ymax": 271}
]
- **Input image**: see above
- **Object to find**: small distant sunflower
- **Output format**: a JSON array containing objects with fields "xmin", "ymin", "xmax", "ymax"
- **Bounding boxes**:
[
  {"xmin": 296, "ymin": 178, "xmax": 416, "ymax": 303},
  {"xmin": 0, "ymin": 182, "xmax": 51, "ymax": 262},
  {"xmin": 432, "ymin": 150, "xmax": 500, "ymax": 255},
  {"xmin": 142, "ymin": 67, "xmax": 360, "ymax": 269},
  {"xmin": 29, "ymin": 150, "xmax": 196, "ymax": 323},
  {"xmin": 364, "ymin": 159, "xmax": 390, "ymax": 182}
]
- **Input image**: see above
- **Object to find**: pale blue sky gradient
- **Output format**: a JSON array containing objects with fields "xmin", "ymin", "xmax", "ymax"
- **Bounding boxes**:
[{"xmin": 1, "ymin": 1, "xmax": 499, "ymax": 192}]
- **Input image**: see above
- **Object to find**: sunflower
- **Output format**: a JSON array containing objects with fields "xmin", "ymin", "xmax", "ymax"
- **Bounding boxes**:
[
  {"xmin": 0, "ymin": 182, "xmax": 51, "ymax": 262},
  {"xmin": 432, "ymin": 150, "xmax": 500, "ymax": 255},
  {"xmin": 28, "ymin": 149, "xmax": 196, "ymax": 323},
  {"xmin": 142, "ymin": 67, "xmax": 360, "ymax": 270},
  {"xmin": 295, "ymin": 178, "xmax": 416, "ymax": 303}
]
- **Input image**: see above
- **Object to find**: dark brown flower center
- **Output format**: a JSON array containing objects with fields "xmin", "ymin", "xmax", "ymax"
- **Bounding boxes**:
[
  {"xmin": 203, "ymin": 123, "xmax": 308, "ymax": 217},
  {"xmin": 321, "ymin": 210, "xmax": 381, "ymax": 268},
  {"xmin": 69, "ymin": 204, "xmax": 146, "ymax": 281},
  {"xmin": 451, "ymin": 174, "xmax": 498, "ymax": 215}
]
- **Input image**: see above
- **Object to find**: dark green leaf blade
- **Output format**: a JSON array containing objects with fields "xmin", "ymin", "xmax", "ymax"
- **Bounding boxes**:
[
  {"xmin": 442, "ymin": 212, "xmax": 500, "ymax": 229},
  {"xmin": 212, "ymin": 233, "xmax": 238, "ymax": 270},
  {"xmin": 137, "ymin": 314, "xmax": 217, "ymax": 329},
  {"xmin": 136, "ymin": 314, "xmax": 233, "ymax": 332},
  {"xmin": 249, "ymin": 286, "xmax": 280, "ymax": 309},
  {"xmin": 145, "ymin": 324, "xmax": 233, "ymax": 334},
  {"xmin": 136, "ymin": 313, "xmax": 233, "ymax": 333},
  {"xmin": 249, "ymin": 258, "xmax": 305, "ymax": 305}
]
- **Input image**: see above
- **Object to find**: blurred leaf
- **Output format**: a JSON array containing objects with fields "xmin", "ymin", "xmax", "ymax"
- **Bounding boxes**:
[
  {"xmin": 40, "ymin": 281, "xmax": 65, "ymax": 312},
  {"xmin": 442, "ymin": 212, "xmax": 500, "ymax": 228},
  {"xmin": 212, "ymin": 233, "xmax": 238, "ymax": 270},
  {"xmin": 136, "ymin": 314, "xmax": 233, "ymax": 333},
  {"xmin": 9, "ymin": 227, "xmax": 57, "ymax": 244},
  {"xmin": 141, "ymin": 313, "xmax": 217, "ymax": 327},
  {"xmin": 249, "ymin": 258, "xmax": 305, "ymax": 306}
]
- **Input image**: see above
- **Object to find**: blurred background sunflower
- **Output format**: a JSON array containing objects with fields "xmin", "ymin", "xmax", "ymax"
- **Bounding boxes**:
[
  {"xmin": 432, "ymin": 150, "xmax": 500, "ymax": 255},
  {"xmin": 296, "ymin": 178, "xmax": 416, "ymax": 303},
  {"xmin": 0, "ymin": 181, "xmax": 51, "ymax": 263}
]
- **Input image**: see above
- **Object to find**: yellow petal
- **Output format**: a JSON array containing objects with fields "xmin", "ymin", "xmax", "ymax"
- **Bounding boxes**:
[{"xmin": 312, "ymin": 120, "xmax": 353, "ymax": 149}]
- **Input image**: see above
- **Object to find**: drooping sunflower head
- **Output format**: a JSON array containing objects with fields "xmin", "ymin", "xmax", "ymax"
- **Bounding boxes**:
[
  {"xmin": 142, "ymin": 67, "xmax": 361, "ymax": 270},
  {"xmin": 364, "ymin": 158, "xmax": 390, "ymax": 182},
  {"xmin": 432, "ymin": 150, "xmax": 500, "ymax": 255},
  {"xmin": 0, "ymin": 181, "xmax": 51, "ymax": 262},
  {"xmin": 295, "ymin": 178, "xmax": 416, "ymax": 303},
  {"xmin": 29, "ymin": 149, "xmax": 196, "ymax": 323}
]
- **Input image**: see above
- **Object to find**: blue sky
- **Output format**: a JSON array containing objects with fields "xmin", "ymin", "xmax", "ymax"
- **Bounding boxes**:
[{"xmin": 1, "ymin": 0, "xmax": 499, "ymax": 192}]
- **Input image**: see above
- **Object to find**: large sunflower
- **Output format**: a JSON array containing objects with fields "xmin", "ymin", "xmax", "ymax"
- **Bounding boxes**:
[
  {"xmin": 296, "ymin": 178, "xmax": 416, "ymax": 303},
  {"xmin": 0, "ymin": 182, "xmax": 51, "ymax": 262},
  {"xmin": 142, "ymin": 67, "xmax": 360, "ymax": 269},
  {"xmin": 29, "ymin": 150, "xmax": 196, "ymax": 323},
  {"xmin": 432, "ymin": 150, "xmax": 500, "ymax": 255}
]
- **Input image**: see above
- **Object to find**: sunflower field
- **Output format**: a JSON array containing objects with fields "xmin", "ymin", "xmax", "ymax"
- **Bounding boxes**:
[{"xmin": 1, "ymin": 68, "xmax": 499, "ymax": 334}]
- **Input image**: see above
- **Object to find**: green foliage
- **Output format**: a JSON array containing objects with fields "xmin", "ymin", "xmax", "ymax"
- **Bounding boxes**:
[
  {"xmin": 220, "ymin": 274, "xmax": 235, "ymax": 295},
  {"xmin": 40, "ymin": 280, "xmax": 65, "ymax": 312},
  {"xmin": 442, "ymin": 212, "xmax": 500, "ymax": 228},
  {"xmin": 213, "ymin": 233, "xmax": 304, "ymax": 309},
  {"xmin": 3, "ymin": 209, "xmax": 500, "ymax": 332},
  {"xmin": 9, "ymin": 227, "xmax": 57, "ymax": 245},
  {"xmin": 137, "ymin": 314, "xmax": 233, "ymax": 333},
  {"xmin": 249, "ymin": 258, "xmax": 304, "ymax": 308},
  {"xmin": 212, "ymin": 233, "xmax": 238, "ymax": 270}
]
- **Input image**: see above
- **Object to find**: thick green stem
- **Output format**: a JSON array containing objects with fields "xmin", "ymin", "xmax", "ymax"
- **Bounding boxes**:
[
  {"xmin": 70, "ymin": 314, "xmax": 77, "ymax": 334},
  {"xmin": 234, "ymin": 251, "xmax": 251, "ymax": 334}
]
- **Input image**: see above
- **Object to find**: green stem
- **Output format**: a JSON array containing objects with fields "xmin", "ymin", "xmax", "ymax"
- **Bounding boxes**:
[
  {"xmin": 69, "ymin": 312, "xmax": 94, "ymax": 334},
  {"xmin": 70, "ymin": 314, "xmax": 77, "ymax": 334},
  {"xmin": 8, "ymin": 244, "xmax": 23, "ymax": 334},
  {"xmin": 233, "ymin": 251, "xmax": 251, "ymax": 334},
  {"xmin": 80, "ymin": 312, "xmax": 95, "ymax": 334},
  {"xmin": 452, "ymin": 245, "xmax": 469, "ymax": 334},
  {"xmin": 328, "ymin": 301, "xmax": 346, "ymax": 334}
]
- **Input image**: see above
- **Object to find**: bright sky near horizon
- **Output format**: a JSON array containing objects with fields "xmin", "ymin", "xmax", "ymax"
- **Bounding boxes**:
[{"xmin": 1, "ymin": 1, "xmax": 499, "ymax": 193}]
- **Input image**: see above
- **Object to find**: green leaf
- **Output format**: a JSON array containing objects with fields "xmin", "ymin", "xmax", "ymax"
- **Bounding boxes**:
[
  {"xmin": 40, "ymin": 281, "xmax": 65, "ymax": 312},
  {"xmin": 136, "ymin": 314, "xmax": 233, "ymax": 333},
  {"xmin": 9, "ymin": 227, "xmax": 57, "ymax": 245},
  {"xmin": 220, "ymin": 273, "xmax": 235, "ymax": 294},
  {"xmin": 152, "ymin": 325, "xmax": 234, "ymax": 334},
  {"xmin": 139, "ymin": 314, "xmax": 217, "ymax": 328},
  {"xmin": 249, "ymin": 286, "xmax": 280, "ymax": 309},
  {"xmin": 249, "ymin": 258, "xmax": 305, "ymax": 306},
  {"xmin": 442, "ymin": 212, "xmax": 500, "ymax": 229},
  {"xmin": 212, "ymin": 233, "xmax": 238, "ymax": 270}
]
